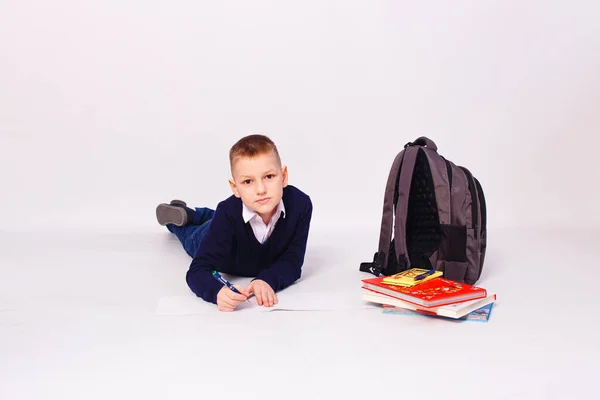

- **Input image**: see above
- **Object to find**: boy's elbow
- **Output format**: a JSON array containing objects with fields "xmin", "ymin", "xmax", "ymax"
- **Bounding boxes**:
[
  {"xmin": 291, "ymin": 265, "xmax": 302, "ymax": 283},
  {"xmin": 287, "ymin": 262, "xmax": 303, "ymax": 288},
  {"xmin": 186, "ymin": 269, "xmax": 219, "ymax": 304},
  {"xmin": 185, "ymin": 269, "xmax": 201, "ymax": 295},
  {"xmin": 269, "ymin": 264, "xmax": 302, "ymax": 292}
]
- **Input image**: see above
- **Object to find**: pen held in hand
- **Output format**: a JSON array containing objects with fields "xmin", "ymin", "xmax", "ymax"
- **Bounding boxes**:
[{"xmin": 212, "ymin": 271, "xmax": 250, "ymax": 303}]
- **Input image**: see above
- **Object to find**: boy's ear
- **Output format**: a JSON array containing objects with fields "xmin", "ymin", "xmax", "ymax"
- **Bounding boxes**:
[
  {"xmin": 282, "ymin": 165, "xmax": 289, "ymax": 188},
  {"xmin": 229, "ymin": 178, "xmax": 241, "ymax": 198}
]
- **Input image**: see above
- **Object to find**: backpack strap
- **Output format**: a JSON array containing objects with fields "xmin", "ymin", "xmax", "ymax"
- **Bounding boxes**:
[
  {"xmin": 376, "ymin": 149, "xmax": 406, "ymax": 272},
  {"xmin": 422, "ymin": 148, "xmax": 451, "ymax": 225},
  {"xmin": 361, "ymin": 137, "xmax": 437, "ymax": 276},
  {"xmin": 410, "ymin": 136, "xmax": 451, "ymax": 225},
  {"xmin": 391, "ymin": 145, "xmax": 420, "ymax": 269}
]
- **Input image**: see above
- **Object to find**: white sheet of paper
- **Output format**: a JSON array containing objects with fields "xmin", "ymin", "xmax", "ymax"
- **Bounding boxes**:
[
  {"xmin": 267, "ymin": 291, "xmax": 379, "ymax": 311},
  {"xmin": 155, "ymin": 291, "xmax": 379, "ymax": 316}
]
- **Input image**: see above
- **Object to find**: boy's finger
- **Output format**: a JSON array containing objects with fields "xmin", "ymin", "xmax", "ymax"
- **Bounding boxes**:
[
  {"xmin": 246, "ymin": 282, "xmax": 255, "ymax": 292},
  {"xmin": 225, "ymin": 289, "xmax": 247, "ymax": 302},
  {"xmin": 219, "ymin": 299, "xmax": 235, "ymax": 311},
  {"xmin": 221, "ymin": 297, "xmax": 236, "ymax": 308},
  {"xmin": 273, "ymin": 293, "xmax": 278, "ymax": 305},
  {"xmin": 233, "ymin": 285, "xmax": 250, "ymax": 297},
  {"xmin": 267, "ymin": 291, "xmax": 274, "ymax": 307},
  {"xmin": 231, "ymin": 293, "xmax": 248, "ymax": 302}
]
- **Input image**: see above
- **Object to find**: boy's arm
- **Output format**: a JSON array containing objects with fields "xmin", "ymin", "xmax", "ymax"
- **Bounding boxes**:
[
  {"xmin": 255, "ymin": 199, "xmax": 313, "ymax": 292},
  {"xmin": 186, "ymin": 204, "xmax": 232, "ymax": 304}
]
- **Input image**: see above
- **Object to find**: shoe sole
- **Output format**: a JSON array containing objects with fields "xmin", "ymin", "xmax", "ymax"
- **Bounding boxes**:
[{"xmin": 156, "ymin": 204, "xmax": 187, "ymax": 226}]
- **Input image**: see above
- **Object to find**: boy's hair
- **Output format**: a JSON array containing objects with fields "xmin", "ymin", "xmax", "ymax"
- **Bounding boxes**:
[{"xmin": 229, "ymin": 134, "xmax": 282, "ymax": 170}]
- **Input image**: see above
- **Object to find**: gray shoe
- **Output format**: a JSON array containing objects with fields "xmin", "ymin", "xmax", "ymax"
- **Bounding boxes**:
[{"xmin": 156, "ymin": 200, "xmax": 189, "ymax": 226}]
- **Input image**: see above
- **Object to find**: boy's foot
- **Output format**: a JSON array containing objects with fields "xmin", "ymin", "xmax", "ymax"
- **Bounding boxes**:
[{"xmin": 156, "ymin": 200, "xmax": 191, "ymax": 226}]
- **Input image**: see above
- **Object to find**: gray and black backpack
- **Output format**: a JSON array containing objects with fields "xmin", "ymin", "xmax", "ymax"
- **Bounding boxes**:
[{"xmin": 360, "ymin": 136, "xmax": 487, "ymax": 285}]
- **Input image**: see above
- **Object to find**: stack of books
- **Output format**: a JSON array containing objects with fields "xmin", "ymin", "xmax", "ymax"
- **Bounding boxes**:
[{"xmin": 361, "ymin": 268, "xmax": 496, "ymax": 321}]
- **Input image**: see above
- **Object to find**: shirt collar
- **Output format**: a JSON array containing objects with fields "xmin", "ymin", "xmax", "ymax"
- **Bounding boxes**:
[{"xmin": 242, "ymin": 199, "xmax": 286, "ymax": 224}]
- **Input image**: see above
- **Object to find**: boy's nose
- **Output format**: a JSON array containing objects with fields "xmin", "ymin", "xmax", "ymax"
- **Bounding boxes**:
[{"xmin": 256, "ymin": 182, "xmax": 266, "ymax": 195}]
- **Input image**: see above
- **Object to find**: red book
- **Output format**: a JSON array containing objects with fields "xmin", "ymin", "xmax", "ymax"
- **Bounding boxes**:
[{"xmin": 361, "ymin": 276, "xmax": 487, "ymax": 308}]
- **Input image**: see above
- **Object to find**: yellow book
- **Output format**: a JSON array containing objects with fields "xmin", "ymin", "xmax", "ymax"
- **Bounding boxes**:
[{"xmin": 381, "ymin": 268, "xmax": 443, "ymax": 287}]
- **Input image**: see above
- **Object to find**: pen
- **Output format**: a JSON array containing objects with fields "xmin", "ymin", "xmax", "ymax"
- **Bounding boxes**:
[
  {"xmin": 414, "ymin": 269, "xmax": 435, "ymax": 281},
  {"xmin": 212, "ymin": 271, "xmax": 250, "ymax": 302}
]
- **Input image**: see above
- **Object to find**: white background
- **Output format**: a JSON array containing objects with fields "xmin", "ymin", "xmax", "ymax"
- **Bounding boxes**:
[
  {"xmin": 2, "ymin": 1, "xmax": 600, "ymax": 400},
  {"xmin": 2, "ymin": 0, "xmax": 599, "ymax": 232}
]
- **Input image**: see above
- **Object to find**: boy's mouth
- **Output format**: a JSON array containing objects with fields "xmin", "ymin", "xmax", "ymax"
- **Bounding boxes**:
[{"xmin": 256, "ymin": 197, "xmax": 270, "ymax": 205}]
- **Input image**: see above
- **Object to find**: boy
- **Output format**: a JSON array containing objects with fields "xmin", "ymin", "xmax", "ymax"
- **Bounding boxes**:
[{"xmin": 156, "ymin": 134, "xmax": 313, "ymax": 312}]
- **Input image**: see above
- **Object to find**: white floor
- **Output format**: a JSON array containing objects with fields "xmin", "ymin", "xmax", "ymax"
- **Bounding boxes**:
[{"xmin": 1, "ymin": 225, "xmax": 598, "ymax": 400}]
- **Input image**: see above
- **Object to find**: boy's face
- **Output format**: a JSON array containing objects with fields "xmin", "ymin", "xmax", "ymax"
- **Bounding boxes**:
[{"xmin": 229, "ymin": 151, "xmax": 288, "ymax": 222}]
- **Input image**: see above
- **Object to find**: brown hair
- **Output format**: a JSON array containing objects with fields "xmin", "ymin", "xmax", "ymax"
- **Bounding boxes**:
[{"xmin": 229, "ymin": 134, "xmax": 281, "ymax": 169}]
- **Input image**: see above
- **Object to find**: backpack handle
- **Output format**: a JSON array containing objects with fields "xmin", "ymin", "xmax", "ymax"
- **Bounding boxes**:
[{"xmin": 406, "ymin": 136, "xmax": 437, "ymax": 152}]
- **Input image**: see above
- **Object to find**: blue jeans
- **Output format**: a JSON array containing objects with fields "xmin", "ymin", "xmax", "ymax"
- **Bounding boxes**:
[{"xmin": 167, "ymin": 207, "xmax": 215, "ymax": 258}]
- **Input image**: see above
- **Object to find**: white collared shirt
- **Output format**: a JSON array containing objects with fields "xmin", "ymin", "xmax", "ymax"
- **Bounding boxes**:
[{"xmin": 242, "ymin": 200, "xmax": 286, "ymax": 244}]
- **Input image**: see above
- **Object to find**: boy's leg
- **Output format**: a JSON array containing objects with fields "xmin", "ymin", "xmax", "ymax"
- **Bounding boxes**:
[
  {"xmin": 167, "ymin": 222, "xmax": 211, "ymax": 257},
  {"xmin": 162, "ymin": 206, "xmax": 215, "ymax": 257},
  {"xmin": 191, "ymin": 207, "xmax": 215, "ymax": 226}
]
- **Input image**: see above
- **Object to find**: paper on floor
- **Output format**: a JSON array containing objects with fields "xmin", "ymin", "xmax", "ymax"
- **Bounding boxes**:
[{"xmin": 155, "ymin": 291, "xmax": 379, "ymax": 316}]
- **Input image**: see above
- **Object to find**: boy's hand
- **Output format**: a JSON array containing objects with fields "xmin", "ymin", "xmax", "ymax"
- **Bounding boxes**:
[
  {"xmin": 246, "ymin": 280, "xmax": 278, "ymax": 307},
  {"xmin": 216, "ymin": 285, "xmax": 249, "ymax": 312}
]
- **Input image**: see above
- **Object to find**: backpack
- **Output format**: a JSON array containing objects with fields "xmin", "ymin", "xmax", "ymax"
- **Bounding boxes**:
[{"xmin": 360, "ymin": 136, "xmax": 487, "ymax": 285}]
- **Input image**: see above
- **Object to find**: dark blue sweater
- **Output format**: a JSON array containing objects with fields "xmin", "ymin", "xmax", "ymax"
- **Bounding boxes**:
[{"xmin": 186, "ymin": 185, "xmax": 313, "ymax": 304}]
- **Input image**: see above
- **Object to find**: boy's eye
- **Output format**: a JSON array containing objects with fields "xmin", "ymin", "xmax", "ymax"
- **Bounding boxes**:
[
  {"xmin": 243, "ymin": 180, "xmax": 252, "ymax": 185},
  {"xmin": 265, "ymin": 174, "xmax": 274, "ymax": 179}
]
